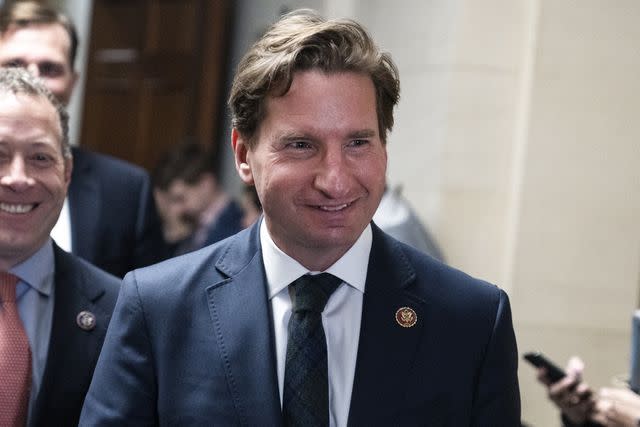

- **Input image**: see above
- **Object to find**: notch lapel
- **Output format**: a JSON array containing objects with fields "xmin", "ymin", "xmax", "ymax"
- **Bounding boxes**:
[
  {"xmin": 206, "ymin": 229, "xmax": 282, "ymax": 427},
  {"xmin": 347, "ymin": 225, "xmax": 427, "ymax": 425},
  {"xmin": 30, "ymin": 246, "xmax": 110, "ymax": 426}
]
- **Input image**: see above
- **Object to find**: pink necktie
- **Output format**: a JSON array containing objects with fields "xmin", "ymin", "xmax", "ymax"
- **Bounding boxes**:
[{"xmin": 0, "ymin": 272, "xmax": 31, "ymax": 427}]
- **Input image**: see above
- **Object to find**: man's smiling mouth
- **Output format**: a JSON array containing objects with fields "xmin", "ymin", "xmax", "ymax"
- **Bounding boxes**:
[
  {"xmin": 317, "ymin": 202, "xmax": 351, "ymax": 212},
  {"xmin": 0, "ymin": 202, "xmax": 35, "ymax": 214}
]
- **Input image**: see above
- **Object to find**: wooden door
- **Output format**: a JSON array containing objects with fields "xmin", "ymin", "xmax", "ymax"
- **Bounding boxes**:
[{"xmin": 81, "ymin": 0, "xmax": 231, "ymax": 171}]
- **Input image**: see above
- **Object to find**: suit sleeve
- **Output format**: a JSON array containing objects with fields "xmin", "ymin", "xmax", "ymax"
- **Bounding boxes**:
[
  {"xmin": 471, "ymin": 289, "xmax": 521, "ymax": 426},
  {"xmin": 79, "ymin": 271, "xmax": 158, "ymax": 426}
]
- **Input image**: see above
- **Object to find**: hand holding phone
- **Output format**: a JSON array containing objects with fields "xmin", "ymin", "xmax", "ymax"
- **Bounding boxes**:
[
  {"xmin": 523, "ymin": 351, "xmax": 567, "ymax": 383},
  {"xmin": 525, "ymin": 353, "xmax": 595, "ymax": 424}
]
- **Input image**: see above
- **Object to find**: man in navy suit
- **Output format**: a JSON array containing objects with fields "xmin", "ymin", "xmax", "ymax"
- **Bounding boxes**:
[
  {"xmin": 81, "ymin": 9, "xmax": 520, "ymax": 425},
  {"xmin": 0, "ymin": 0, "xmax": 165, "ymax": 278},
  {"xmin": 0, "ymin": 67, "xmax": 119, "ymax": 426}
]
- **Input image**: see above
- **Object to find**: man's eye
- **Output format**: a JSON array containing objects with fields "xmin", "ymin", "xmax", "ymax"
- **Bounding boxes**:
[
  {"xmin": 289, "ymin": 141, "xmax": 311, "ymax": 149},
  {"xmin": 39, "ymin": 62, "xmax": 64, "ymax": 77},
  {"xmin": 349, "ymin": 139, "xmax": 369, "ymax": 147},
  {"xmin": 31, "ymin": 153, "xmax": 54, "ymax": 165},
  {"xmin": 3, "ymin": 60, "xmax": 26, "ymax": 68}
]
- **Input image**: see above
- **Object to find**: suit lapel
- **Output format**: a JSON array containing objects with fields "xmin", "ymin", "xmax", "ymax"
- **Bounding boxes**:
[
  {"xmin": 31, "ymin": 246, "xmax": 110, "ymax": 426},
  {"xmin": 205, "ymin": 224, "xmax": 282, "ymax": 427},
  {"xmin": 68, "ymin": 147, "xmax": 101, "ymax": 261},
  {"xmin": 348, "ymin": 225, "xmax": 427, "ymax": 425}
]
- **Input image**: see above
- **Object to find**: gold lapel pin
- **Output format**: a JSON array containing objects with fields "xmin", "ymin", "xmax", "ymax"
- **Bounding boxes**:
[
  {"xmin": 395, "ymin": 307, "xmax": 417, "ymax": 328},
  {"xmin": 76, "ymin": 310, "xmax": 96, "ymax": 331}
]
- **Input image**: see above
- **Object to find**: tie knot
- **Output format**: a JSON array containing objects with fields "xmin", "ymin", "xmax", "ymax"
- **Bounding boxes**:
[
  {"xmin": 0, "ymin": 272, "xmax": 19, "ymax": 303},
  {"xmin": 291, "ymin": 273, "xmax": 341, "ymax": 313}
]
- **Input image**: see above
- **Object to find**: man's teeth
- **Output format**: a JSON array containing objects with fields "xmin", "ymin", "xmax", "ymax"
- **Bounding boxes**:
[
  {"xmin": 319, "ymin": 203, "xmax": 349, "ymax": 211},
  {"xmin": 0, "ymin": 203, "xmax": 34, "ymax": 214}
]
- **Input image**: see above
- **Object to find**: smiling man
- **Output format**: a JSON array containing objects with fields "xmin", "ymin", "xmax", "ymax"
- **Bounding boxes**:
[
  {"xmin": 0, "ymin": 1, "xmax": 166, "ymax": 278},
  {"xmin": 0, "ymin": 67, "xmax": 118, "ymax": 427},
  {"xmin": 81, "ymin": 9, "xmax": 520, "ymax": 426}
]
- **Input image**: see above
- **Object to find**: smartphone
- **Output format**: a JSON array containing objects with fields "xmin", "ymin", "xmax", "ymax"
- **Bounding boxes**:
[{"xmin": 523, "ymin": 351, "xmax": 567, "ymax": 383}]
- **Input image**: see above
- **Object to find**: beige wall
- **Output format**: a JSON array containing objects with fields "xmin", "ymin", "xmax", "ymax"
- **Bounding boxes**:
[
  {"xmin": 512, "ymin": 1, "xmax": 640, "ymax": 425},
  {"xmin": 325, "ymin": 0, "xmax": 640, "ymax": 425}
]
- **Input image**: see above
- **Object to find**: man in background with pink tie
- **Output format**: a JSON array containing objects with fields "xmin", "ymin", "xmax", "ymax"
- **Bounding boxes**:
[{"xmin": 0, "ymin": 67, "xmax": 118, "ymax": 426}]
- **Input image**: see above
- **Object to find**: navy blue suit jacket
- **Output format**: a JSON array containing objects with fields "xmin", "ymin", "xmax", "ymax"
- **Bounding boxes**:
[
  {"xmin": 68, "ymin": 147, "xmax": 166, "ymax": 277},
  {"xmin": 80, "ymin": 222, "xmax": 520, "ymax": 426},
  {"xmin": 29, "ymin": 244, "xmax": 120, "ymax": 427}
]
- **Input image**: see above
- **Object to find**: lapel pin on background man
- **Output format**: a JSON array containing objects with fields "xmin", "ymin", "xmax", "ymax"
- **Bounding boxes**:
[
  {"xmin": 80, "ymin": 9, "xmax": 520, "ymax": 426},
  {"xmin": 0, "ymin": 67, "xmax": 119, "ymax": 427},
  {"xmin": 0, "ymin": 0, "xmax": 167, "ymax": 278}
]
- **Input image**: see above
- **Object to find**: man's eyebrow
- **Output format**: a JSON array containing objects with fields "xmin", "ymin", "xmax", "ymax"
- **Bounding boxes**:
[
  {"xmin": 347, "ymin": 129, "xmax": 376, "ymax": 139},
  {"xmin": 274, "ymin": 129, "xmax": 377, "ymax": 142},
  {"xmin": 275, "ymin": 131, "xmax": 310, "ymax": 141}
]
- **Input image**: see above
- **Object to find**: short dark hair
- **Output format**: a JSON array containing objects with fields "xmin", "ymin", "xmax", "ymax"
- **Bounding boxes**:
[
  {"xmin": 229, "ymin": 9, "xmax": 400, "ymax": 147},
  {"xmin": 0, "ymin": 0, "xmax": 79, "ymax": 69},
  {"xmin": 152, "ymin": 142, "xmax": 217, "ymax": 191}
]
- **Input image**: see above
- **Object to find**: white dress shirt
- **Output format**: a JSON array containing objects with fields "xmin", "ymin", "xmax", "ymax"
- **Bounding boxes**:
[
  {"xmin": 50, "ymin": 197, "xmax": 72, "ymax": 252},
  {"xmin": 260, "ymin": 221, "xmax": 372, "ymax": 427}
]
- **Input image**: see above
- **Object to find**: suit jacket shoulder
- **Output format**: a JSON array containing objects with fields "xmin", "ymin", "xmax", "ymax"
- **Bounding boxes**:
[
  {"xmin": 30, "ymin": 245, "xmax": 120, "ymax": 427},
  {"xmin": 80, "ymin": 223, "xmax": 284, "ymax": 426},
  {"xmin": 68, "ymin": 147, "xmax": 166, "ymax": 277},
  {"xmin": 348, "ymin": 224, "xmax": 520, "ymax": 425}
]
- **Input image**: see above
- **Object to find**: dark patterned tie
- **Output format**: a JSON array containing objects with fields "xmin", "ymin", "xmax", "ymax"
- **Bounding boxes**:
[
  {"xmin": 0, "ymin": 272, "xmax": 31, "ymax": 427},
  {"xmin": 282, "ymin": 273, "xmax": 342, "ymax": 427}
]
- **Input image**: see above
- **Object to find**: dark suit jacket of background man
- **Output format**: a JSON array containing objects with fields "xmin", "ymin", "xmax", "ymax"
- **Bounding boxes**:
[
  {"xmin": 80, "ymin": 221, "xmax": 520, "ymax": 426},
  {"xmin": 68, "ymin": 147, "xmax": 166, "ymax": 277},
  {"xmin": 29, "ymin": 243, "xmax": 119, "ymax": 427}
]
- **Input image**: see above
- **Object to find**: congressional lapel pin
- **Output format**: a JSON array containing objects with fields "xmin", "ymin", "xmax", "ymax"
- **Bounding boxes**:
[
  {"xmin": 76, "ymin": 310, "xmax": 96, "ymax": 331},
  {"xmin": 395, "ymin": 307, "xmax": 417, "ymax": 328}
]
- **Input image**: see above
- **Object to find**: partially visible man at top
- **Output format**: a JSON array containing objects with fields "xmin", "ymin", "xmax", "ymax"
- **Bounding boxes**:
[
  {"xmin": 0, "ymin": 0, "xmax": 166, "ymax": 277},
  {"xmin": 152, "ymin": 141, "xmax": 243, "ymax": 256},
  {"xmin": 80, "ymin": 9, "xmax": 520, "ymax": 425},
  {"xmin": 0, "ymin": 67, "xmax": 119, "ymax": 426}
]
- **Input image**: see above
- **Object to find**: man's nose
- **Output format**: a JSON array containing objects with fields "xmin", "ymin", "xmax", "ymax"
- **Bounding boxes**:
[
  {"xmin": 0, "ymin": 156, "xmax": 35, "ymax": 191},
  {"xmin": 314, "ymin": 147, "xmax": 350, "ymax": 198},
  {"xmin": 26, "ymin": 63, "xmax": 40, "ymax": 77}
]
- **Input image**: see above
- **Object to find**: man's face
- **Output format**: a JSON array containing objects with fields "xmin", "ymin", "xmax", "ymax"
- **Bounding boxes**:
[
  {"xmin": 0, "ymin": 23, "xmax": 77, "ymax": 105},
  {"xmin": 165, "ymin": 174, "xmax": 216, "ymax": 227},
  {"xmin": 0, "ymin": 93, "xmax": 71, "ymax": 269},
  {"xmin": 233, "ymin": 70, "xmax": 387, "ymax": 270}
]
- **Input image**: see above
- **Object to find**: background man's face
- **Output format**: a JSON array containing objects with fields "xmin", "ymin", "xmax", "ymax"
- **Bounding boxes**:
[
  {"xmin": 235, "ymin": 70, "xmax": 387, "ymax": 268},
  {"xmin": 0, "ymin": 93, "xmax": 70, "ymax": 269},
  {"xmin": 165, "ymin": 174, "xmax": 216, "ymax": 227},
  {"xmin": 0, "ymin": 23, "xmax": 77, "ymax": 105}
]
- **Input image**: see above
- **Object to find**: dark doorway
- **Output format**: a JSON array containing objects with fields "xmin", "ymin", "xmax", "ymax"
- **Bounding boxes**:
[{"xmin": 81, "ymin": 0, "xmax": 232, "ymax": 172}]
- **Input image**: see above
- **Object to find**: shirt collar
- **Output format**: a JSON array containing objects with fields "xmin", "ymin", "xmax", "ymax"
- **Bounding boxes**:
[
  {"xmin": 260, "ymin": 220, "xmax": 372, "ymax": 299},
  {"xmin": 10, "ymin": 238, "xmax": 55, "ymax": 296}
]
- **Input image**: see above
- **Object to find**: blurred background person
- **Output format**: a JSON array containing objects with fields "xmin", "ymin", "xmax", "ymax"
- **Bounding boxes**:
[
  {"xmin": 152, "ymin": 183, "xmax": 194, "ymax": 248},
  {"xmin": 373, "ymin": 184, "xmax": 445, "ymax": 261},
  {"xmin": 152, "ymin": 141, "xmax": 243, "ymax": 256},
  {"xmin": 0, "ymin": 0, "xmax": 166, "ymax": 277},
  {"xmin": 535, "ymin": 356, "xmax": 640, "ymax": 426}
]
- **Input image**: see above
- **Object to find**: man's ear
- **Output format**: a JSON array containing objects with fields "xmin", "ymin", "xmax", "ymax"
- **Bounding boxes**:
[{"xmin": 232, "ymin": 128, "xmax": 254, "ymax": 185}]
